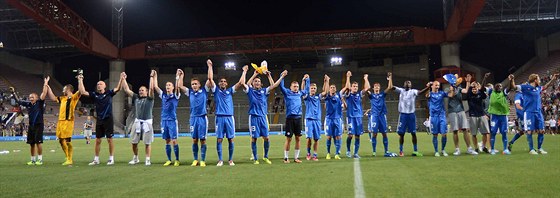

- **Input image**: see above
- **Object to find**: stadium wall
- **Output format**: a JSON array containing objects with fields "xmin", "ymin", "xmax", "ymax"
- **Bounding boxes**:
[
  {"xmin": 0, "ymin": 51, "xmax": 52, "ymax": 76},
  {"xmin": 536, "ymin": 31, "xmax": 560, "ymax": 59}
]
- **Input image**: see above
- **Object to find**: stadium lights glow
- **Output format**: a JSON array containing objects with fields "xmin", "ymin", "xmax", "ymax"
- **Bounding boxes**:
[
  {"xmin": 330, "ymin": 57, "xmax": 342, "ymax": 66},
  {"xmin": 0, "ymin": 42, "xmax": 3, "ymax": 48},
  {"xmin": 225, "ymin": 61, "xmax": 236, "ymax": 70}
]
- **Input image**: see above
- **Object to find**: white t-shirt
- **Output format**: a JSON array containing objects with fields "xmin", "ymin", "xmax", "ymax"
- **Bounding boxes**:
[{"xmin": 550, "ymin": 119, "xmax": 557, "ymax": 127}]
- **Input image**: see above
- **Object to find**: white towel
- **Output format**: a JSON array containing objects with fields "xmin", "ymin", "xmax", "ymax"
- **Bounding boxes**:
[{"xmin": 134, "ymin": 118, "xmax": 153, "ymax": 133}]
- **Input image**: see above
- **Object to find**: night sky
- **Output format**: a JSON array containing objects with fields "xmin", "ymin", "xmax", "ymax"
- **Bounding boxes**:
[{"xmin": 55, "ymin": 0, "xmax": 535, "ymax": 88}]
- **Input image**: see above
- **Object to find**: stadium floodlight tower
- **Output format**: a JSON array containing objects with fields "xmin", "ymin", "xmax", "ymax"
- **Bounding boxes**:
[{"xmin": 112, "ymin": 0, "xmax": 125, "ymax": 49}]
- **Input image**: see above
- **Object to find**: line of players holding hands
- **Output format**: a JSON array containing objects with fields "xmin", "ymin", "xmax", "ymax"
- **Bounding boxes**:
[{"xmin": 20, "ymin": 59, "xmax": 556, "ymax": 166}]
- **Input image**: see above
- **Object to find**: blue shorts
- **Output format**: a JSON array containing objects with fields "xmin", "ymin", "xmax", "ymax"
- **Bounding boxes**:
[
  {"xmin": 249, "ymin": 115, "xmax": 269, "ymax": 138},
  {"xmin": 490, "ymin": 114, "xmax": 508, "ymax": 134},
  {"xmin": 368, "ymin": 114, "xmax": 387, "ymax": 133},
  {"xmin": 397, "ymin": 113, "xmax": 416, "ymax": 134},
  {"xmin": 216, "ymin": 116, "xmax": 235, "ymax": 139},
  {"xmin": 324, "ymin": 118, "xmax": 343, "ymax": 137},
  {"xmin": 523, "ymin": 112, "xmax": 544, "ymax": 131},
  {"xmin": 190, "ymin": 116, "xmax": 208, "ymax": 140},
  {"xmin": 161, "ymin": 120, "xmax": 178, "ymax": 140},
  {"xmin": 430, "ymin": 115, "xmax": 447, "ymax": 135},
  {"xmin": 347, "ymin": 117, "xmax": 364, "ymax": 136},
  {"xmin": 305, "ymin": 119, "xmax": 321, "ymax": 140}
]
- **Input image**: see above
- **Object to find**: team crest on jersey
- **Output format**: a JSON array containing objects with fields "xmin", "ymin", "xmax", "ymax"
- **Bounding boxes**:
[
  {"xmin": 260, "ymin": 90, "xmax": 265, "ymax": 94},
  {"xmin": 226, "ymin": 91, "xmax": 230, "ymax": 94}
]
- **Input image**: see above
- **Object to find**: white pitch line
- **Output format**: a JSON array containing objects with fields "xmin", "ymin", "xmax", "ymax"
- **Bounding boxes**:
[{"xmin": 354, "ymin": 158, "xmax": 366, "ymax": 198}]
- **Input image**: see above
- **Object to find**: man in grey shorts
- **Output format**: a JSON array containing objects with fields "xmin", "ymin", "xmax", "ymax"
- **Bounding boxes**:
[
  {"xmin": 84, "ymin": 116, "xmax": 93, "ymax": 144},
  {"xmin": 465, "ymin": 74, "xmax": 490, "ymax": 154},
  {"xmin": 122, "ymin": 72, "xmax": 155, "ymax": 166},
  {"xmin": 448, "ymin": 76, "xmax": 477, "ymax": 155}
]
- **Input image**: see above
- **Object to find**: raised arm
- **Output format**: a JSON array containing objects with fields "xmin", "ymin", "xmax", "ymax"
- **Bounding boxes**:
[
  {"xmin": 246, "ymin": 70, "xmax": 259, "ymax": 88},
  {"xmin": 267, "ymin": 71, "xmax": 275, "ymax": 87},
  {"xmin": 46, "ymin": 85, "xmax": 57, "ymax": 102},
  {"xmin": 384, "ymin": 72, "xmax": 393, "ymax": 93},
  {"xmin": 321, "ymin": 75, "xmax": 329, "ymax": 96},
  {"xmin": 149, "ymin": 70, "xmax": 154, "ymax": 98},
  {"xmin": 234, "ymin": 65, "xmax": 248, "ymax": 91},
  {"xmin": 507, "ymin": 74, "xmax": 515, "ymax": 92},
  {"xmin": 77, "ymin": 74, "xmax": 90, "ymax": 97},
  {"xmin": 341, "ymin": 71, "xmax": 351, "ymax": 93},
  {"xmin": 461, "ymin": 74, "xmax": 472, "ymax": 94},
  {"xmin": 418, "ymin": 83, "xmax": 431, "ymax": 95},
  {"xmin": 362, "ymin": 74, "xmax": 370, "ymax": 94},
  {"xmin": 152, "ymin": 70, "xmax": 162, "ymax": 94},
  {"xmin": 543, "ymin": 73, "xmax": 559, "ymax": 90},
  {"xmin": 121, "ymin": 72, "xmax": 134, "ymax": 97},
  {"xmin": 206, "ymin": 59, "xmax": 215, "ymax": 90},
  {"xmin": 112, "ymin": 73, "xmax": 124, "ymax": 93},
  {"xmin": 177, "ymin": 69, "xmax": 188, "ymax": 94},
  {"xmin": 268, "ymin": 70, "xmax": 287, "ymax": 91},
  {"xmin": 425, "ymin": 82, "xmax": 433, "ymax": 98},
  {"xmin": 481, "ymin": 72, "xmax": 490, "ymax": 90},
  {"xmin": 39, "ymin": 76, "xmax": 50, "ymax": 100},
  {"xmin": 302, "ymin": 74, "xmax": 310, "ymax": 96}
]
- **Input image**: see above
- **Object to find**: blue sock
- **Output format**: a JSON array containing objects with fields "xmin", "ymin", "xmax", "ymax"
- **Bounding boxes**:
[
  {"xmin": 264, "ymin": 140, "xmax": 270, "ymax": 158},
  {"xmin": 228, "ymin": 141, "xmax": 234, "ymax": 161},
  {"xmin": 217, "ymin": 141, "xmax": 223, "ymax": 161},
  {"xmin": 165, "ymin": 144, "xmax": 171, "ymax": 161},
  {"xmin": 432, "ymin": 136, "xmax": 438, "ymax": 152},
  {"xmin": 335, "ymin": 139, "xmax": 341, "ymax": 155},
  {"xmin": 307, "ymin": 145, "xmax": 311, "ymax": 155},
  {"xmin": 173, "ymin": 144, "xmax": 179, "ymax": 161},
  {"xmin": 413, "ymin": 144, "xmax": 418, "ymax": 152},
  {"xmin": 201, "ymin": 144, "xmax": 207, "ymax": 161},
  {"xmin": 251, "ymin": 141, "xmax": 257, "ymax": 160},
  {"xmin": 527, "ymin": 133, "xmax": 534, "ymax": 150},
  {"xmin": 346, "ymin": 137, "xmax": 352, "ymax": 152},
  {"xmin": 442, "ymin": 136, "xmax": 447, "ymax": 151},
  {"xmin": 326, "ymin": 138, "xmax": 332, "ymax": 154},
  {"xmin": 490, "ymin": 133, "xmax": 496, "ymax": 150},
  {"xmin": 192, "ymin": 143, "xmax": 198, "ymax": 160},
  {"xmin": 537, "ymin": 133, "xmax": 544, "ymax": 149},
  {"xmin": 371, "ymin": 136, "xmax": 377, "ymax": 152},
  {"xmin": 510, "ymin": 133, "xmax": 522, "ymax": 144},
  {"xmin": 399, "ymin": 144, "xmax": 403, "ymax": 152},
  {"xmin": 354, "ymin": 137, "xmax": 360, "ymax": 154},
  {"xmin": 501, "ymin": 133, "xmax": 508, "ymax": 151},
  {"xmin": 383, "ymin": 136, "xmax": 388, "ymax": 153}
]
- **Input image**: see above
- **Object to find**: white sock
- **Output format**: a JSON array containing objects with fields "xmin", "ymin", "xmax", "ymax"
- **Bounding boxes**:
[
  {"xmin": 284, "ymin": 150, "xmax": 289, "ymax": 159},
  {"xmin": 94, "ymin": 156, "xmax": 99, "ymax": 162},
  {"xmin": 146, "ymin": 157, "xmax": 150, "ymax": 161},
  {"xmin": 109, "ymin": 156, "xmax": 114, "ymax": 161},
  {"xmin": 295, "ymin": 149, "xmax": 300, "ymax": 159},
  {"xmin": 31, "ymin": 156, "xmax": 36, "ymax": 161},
  {"xmin": 38, "ymin": 155, "xmax": 42, "ymax": 160},
  {"xmin": 133, "ymin": 155, "xmax": 138, "ymax": 160}
]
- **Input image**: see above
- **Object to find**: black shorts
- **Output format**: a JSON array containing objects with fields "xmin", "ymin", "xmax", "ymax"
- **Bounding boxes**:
[
  {"xmin": 95, "ymin": 117, "xmax": 114, "ymax": 138},
  {"xmin": 27, "ymin": 123, "xmax": 44, "ymax": 144},
  {"xmin": 285, "ymin": 117, "xmax": 302, "ymax": 138}
]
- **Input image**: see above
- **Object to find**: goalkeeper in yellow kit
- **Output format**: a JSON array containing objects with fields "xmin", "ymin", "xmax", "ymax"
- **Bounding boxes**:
[{"xmin": 46, "ymin": 80, "xmax": 81, "ymax": 165}]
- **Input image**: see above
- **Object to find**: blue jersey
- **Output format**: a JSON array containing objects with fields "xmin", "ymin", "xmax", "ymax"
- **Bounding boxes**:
[
  {"xmin": 187, "ymin": 87, "xmax": 208, "ymax": 117},
  {"xmin": 514, "ymin": 92, "xmax": 524, "ymax": 118},
  {"xmin": 303, "ymin": 80, "xmax": 322, "ymax": 120},
  {"xmin": 517, "ymin": 84, "xmax": 542, "ymax": 113},
  {"xmin": 367, "ymin": 91, "xmax": 387, "ymax": 115},
  {"xmin": 247, "ymin": 86, "xmax": 270, "ymax": 116},
  {"xmin": 213, "ymin": 86, "xmax": 235, "ymax": 116},
  {"xmin": 428, "ymin": 91, "xmax": 447, "ymax": 115},
  {"xmin": 325, "ymin": 92, "xmax": 343, "ymax": 119},
  {"xmin": 344, "ymin": 91, "xmax": 363, "ymax": 118},
  {"xmin": 160, "ymin": 91, "xmax": 180, "ymax": 121},
  {"xmin": 280, "ymin": 79, "xmax": 304, "ymax": 118}
]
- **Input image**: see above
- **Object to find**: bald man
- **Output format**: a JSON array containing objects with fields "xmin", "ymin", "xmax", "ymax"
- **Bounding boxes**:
[{"xmin": 78, "ymin": 73, "xmax": 123, "ymax": 165}]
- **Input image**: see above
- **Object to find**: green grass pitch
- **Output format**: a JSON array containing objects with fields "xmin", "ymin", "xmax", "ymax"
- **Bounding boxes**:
[{"xmin": 0, "ymin": 133, "xmax": 558, "ymax": 197}]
